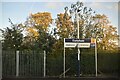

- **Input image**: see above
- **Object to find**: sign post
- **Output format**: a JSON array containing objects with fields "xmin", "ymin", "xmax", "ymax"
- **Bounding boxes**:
[
  {"xmin": 91, "ymin": 38, "xmax": 97, "ymax": 76},
  {"xmin": 63, "ymin": 39, "xmax": 65, "ymax": 78},
  {"xmin": 64, "ymin": 38, "xmax": 91, "ymax": 77},
  {"xmin": 64, "ymin": 38, "xmax": 97, "ymax": 77}
]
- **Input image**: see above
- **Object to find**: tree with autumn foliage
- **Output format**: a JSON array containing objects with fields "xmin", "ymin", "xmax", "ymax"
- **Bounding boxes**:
[
  {"xmin": 30, "ymin": 12, "xmax": 52, "ymax": 31},
  {"xmin": 23, "ymin": 12, "xmax": 55, "ymax": 51},
  {"xmin": 55, "ymin": 13, "xmax": 74, "ymax": 39},
  {"xmin": 54, "ymin": 3, "xmax": 118, "ymax": 52},
  {"xmin": 92, "ymin": 14, "xmax": 118, "ymax": 52}
]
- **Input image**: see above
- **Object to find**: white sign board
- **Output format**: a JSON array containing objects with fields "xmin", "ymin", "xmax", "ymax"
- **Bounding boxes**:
[
  {"xmin": 63, "ymin": 38, "xmax": 97, "ymax": 77},
  {"xmin": 64, "ymin": 38, "xmax": 91, "ymax": 48},
  {"xmin": 64, "ymin": 43, "xmax": 90, "ymax": 48}
]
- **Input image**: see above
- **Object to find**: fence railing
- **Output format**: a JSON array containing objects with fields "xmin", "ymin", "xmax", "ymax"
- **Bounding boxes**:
[
  {"xmin": 2, "ymin": 49, "xmax": 119, "ymax": 78},
  {"xmin": 2, "ymin": 50, "xmax": 44, "ymax": 77}
]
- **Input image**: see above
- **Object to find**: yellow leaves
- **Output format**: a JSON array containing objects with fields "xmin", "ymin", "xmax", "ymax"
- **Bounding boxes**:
[
  {"xmin": 93, "ymin": 14, "xmax": 118, "ymax": 51},
  {"xmin": 56, "ymin": 13, "xmax": 74, "ymax": 38},
  {"xmin": 26, "ymin": 27, "xmax": 39, "ymax": 39},
  {"xmin": 31, "ymin": 12, "xmax": 52, "ymax": 31},
  {"xmin": 24, "ymin": 12, "xmax": 52, "ymax": 42}
]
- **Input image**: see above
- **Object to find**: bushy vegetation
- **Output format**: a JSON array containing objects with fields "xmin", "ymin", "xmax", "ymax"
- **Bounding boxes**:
[{"xmin": 2, "ymin": 49, "xmax": 119, "ymax": 77}]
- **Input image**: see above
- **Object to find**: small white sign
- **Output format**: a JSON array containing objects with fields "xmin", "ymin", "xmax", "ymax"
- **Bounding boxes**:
[
  {"xmin": 78, "ymin": 43, "xmax": 90, "ymax": 48},
  {"xmin": 64, "ymin": 43, "xmax": 77, "ymax": 48},
  {"xmin": 64, "ymin": 43, "xmax": 90, "ymax": 48}
]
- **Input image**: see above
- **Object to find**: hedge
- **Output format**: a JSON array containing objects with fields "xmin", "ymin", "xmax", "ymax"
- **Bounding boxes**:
[{"xmin": 2, "ymin": 49, "xmax": 119, "ymax": 77}]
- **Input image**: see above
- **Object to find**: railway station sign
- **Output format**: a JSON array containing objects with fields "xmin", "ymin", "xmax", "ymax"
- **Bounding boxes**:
[{"xmin": 64, "ymin": 38, "xmax": 96, "ymax": 48}]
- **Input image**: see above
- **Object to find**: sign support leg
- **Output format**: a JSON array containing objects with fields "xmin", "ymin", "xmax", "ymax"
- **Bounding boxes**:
[{"xmin": 63, "ymin": 47, "xmax": 65, "ymax": 78}]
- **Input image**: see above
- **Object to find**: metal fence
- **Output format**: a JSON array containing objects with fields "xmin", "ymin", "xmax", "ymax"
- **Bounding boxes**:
[
  {"xmin": 2, "ymin": 50, "xmax": 16, "ymax": 77},
  {"xmin": 2, "ymin": 49, "xmax": 119, "ymax": 78},
  {"xmin": 2, "ymin": 50, "xmax": 44, "ymax": 77},
  {"xmin": 1, "ymin": 49, "xmax": 101, "ymax": 78}
]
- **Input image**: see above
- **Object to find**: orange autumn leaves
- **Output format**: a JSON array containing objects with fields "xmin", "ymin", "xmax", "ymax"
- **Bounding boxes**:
[
  {"xmin": 25, "ymin": 12, "xmax": 52, "ymax": 39},
  {"xmin": 56, "ymin": 13, "xmax": 74, "ymax": 38},
  {"xmin": 24, "ymin": 12, "xmax": 118, "ymax": 51},
  {"xmin": 31, "ymin": 12, "xmax": 52, "ymax": 31},
  {"xmin": 26, "ymin": 27, "xmax": 39, "ymax": 39},
  {"xmin": 93, "ymin": 14, "xmax": 118, "ymax": 51}
]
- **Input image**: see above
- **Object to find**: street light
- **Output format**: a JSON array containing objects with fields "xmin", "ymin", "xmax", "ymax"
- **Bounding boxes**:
[
  {"xmin": 64, "ymin": 1, "xmax": 95, "ymax": 77},
  {"xmin": 64, "ymin": 1, "xmax": 84, "ymax": 77}
]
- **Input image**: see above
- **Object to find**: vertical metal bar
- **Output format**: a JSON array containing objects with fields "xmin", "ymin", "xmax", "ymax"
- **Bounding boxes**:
[
  {"xmin": 63, "ymin": 47, "xmax": 65, "ymax": 78},
  {"xmin": 43, "ymin": 50, "xmax": 46, "ymax": 77},
  {"xmin": 16, "ymin": 51, "xmax": 19, "ymax": 77},
  {"xmin": 95, "ymin": 41, "xmax": 97, "ymax": 77},
  {"xmin": 76, "ymin": 11, "xmax": 80, "ymax": 77},
  {"xmin": 78, "ymin": 48, "xmax": 80, "ymax": 77},
  {"xmin": 63, "ymin": 38, "xmax": 65, "ymax": 78},
  {"xmin": 40, "ymin": 52, "xmax": 42, "ymax": 76},
  {"xmin": 29, "ymin": 51, "xmax": 31, "ymax": 76},
  {"xmin": 0, "ymin": 43, "xmax": 2, "ymax": 80},
  {"xmin": 77, "ymin": 13, "xmax": 79, "ymax": 39}
]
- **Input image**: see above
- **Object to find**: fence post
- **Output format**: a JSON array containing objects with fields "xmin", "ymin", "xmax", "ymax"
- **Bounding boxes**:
[
  {"xmin": 16, "ymin": 51, "xmax": 19, "ymax": 77},
  {"xmin": 0, "ymin": 42, "xmax": 2, "ymax": 80},
  {"xmin": 43, "ymin": 50, "xmax": 46, "ymax": 77},
  {"xmin": 95, "ymin": 40, "xmax": 97, "ymax": 77}
]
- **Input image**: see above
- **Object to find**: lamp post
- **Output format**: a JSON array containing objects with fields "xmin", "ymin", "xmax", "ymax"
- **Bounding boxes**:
[
  {"xmin": 64, "ymin": 1, "xmax": 95, "ymax": 77},
  {"xmin": 64, "ymin": 2, "xmax": 84, "ymax": 77},
  {"xmin": 70, "ymin": 2, "xmax": 84, "ymax": 77}
]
